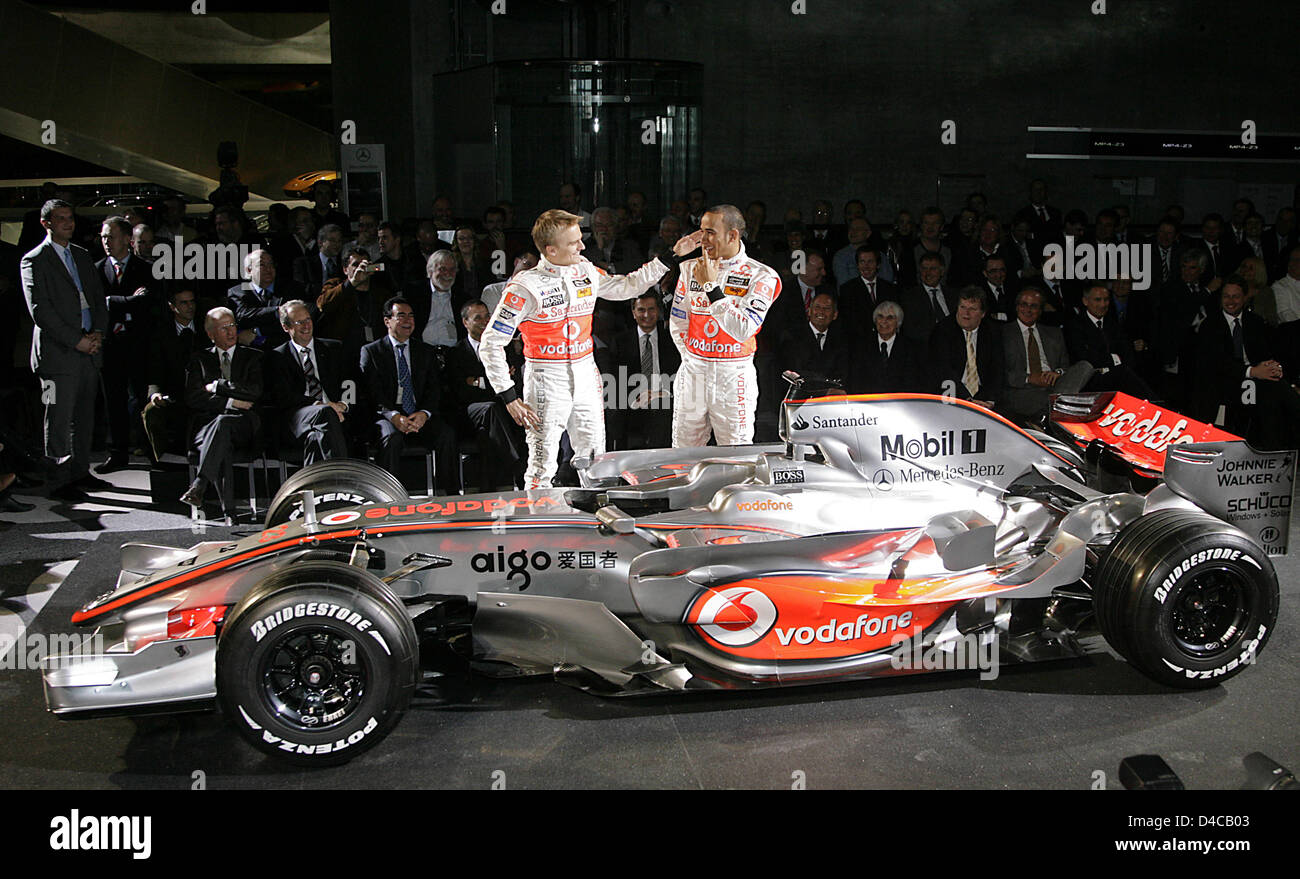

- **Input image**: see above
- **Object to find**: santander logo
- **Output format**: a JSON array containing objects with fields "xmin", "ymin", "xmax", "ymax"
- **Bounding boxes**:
[{"xmin": 688, "ymin": 586, "xmax": 778, "ymax": 647}]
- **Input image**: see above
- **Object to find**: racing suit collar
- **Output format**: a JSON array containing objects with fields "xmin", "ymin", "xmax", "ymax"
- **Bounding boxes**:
[
  {"xmin": 715, "ymin": 242, "xmax": 749, "ymax": 271},
  {"xmin": 538, "ymin": 256, "xmax": 587, "ymax": 279}
]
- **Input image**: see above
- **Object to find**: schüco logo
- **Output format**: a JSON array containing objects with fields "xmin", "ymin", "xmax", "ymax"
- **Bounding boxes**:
[{"xmin": 881, "ymin": 429, "xmax": 986, "ymax": 460}]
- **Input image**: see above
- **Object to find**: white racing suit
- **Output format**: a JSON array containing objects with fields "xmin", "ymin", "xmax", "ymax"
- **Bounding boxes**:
[
  {"xmin": 480, "ymin": 254, "xmax": 670, "ymax": 488},
  {"xmin": 669, "ymin": 244, "xmax": 781, "ymax": 446}
]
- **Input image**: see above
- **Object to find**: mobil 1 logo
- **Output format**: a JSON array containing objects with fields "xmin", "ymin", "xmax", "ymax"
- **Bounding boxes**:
[{"xmin": 880, "ymin": 428, "xmax": 986, "ymax": 461}]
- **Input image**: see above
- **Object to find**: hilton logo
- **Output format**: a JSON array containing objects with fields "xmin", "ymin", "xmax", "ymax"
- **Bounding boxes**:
[{"xmin": 880, "ymin": 429, "xmax": 987, "ymax": 461}]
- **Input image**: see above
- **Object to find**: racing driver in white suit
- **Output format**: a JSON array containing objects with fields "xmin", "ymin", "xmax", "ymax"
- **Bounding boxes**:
[
  {"xmin": 480, "ymin": 209, "xmax": 702, "ymax": 488},
  {"xmin": 670, "ymin": 204, "xmax": 781, "ymax": 446}
]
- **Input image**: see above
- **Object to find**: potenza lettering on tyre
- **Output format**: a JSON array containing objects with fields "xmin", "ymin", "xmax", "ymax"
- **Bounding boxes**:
[
  {"xmin": 250, "ymin": 603, "xmax": 376, "ymax": 643},
  {"xmin": 289, "ymin": 492, "xmax": 370, "ymax": 519},
  {"xmin": 237, "ymin": 706, "xmax": 380, "ymax": 756}
]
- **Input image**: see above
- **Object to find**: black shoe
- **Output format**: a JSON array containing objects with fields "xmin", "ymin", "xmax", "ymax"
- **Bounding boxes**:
[
  {"xmin": 95, "ymin": 455, "xmax": 129, "ymax": 474},
  {"xmin": 50, "ymin": 483, "xmax": 87, "ymax": 502},
  {"xmin": 76, "ymin": 474, "xmax": 115, "ymax": 492},
  {"xmin": 0, "ymin": 494, "xmax": 34, "ymax": 513},
  {"xmin": 13, "ymin": 472, "xmax": 44, "ymax": 489},
  {"xmin": 179, "ymin": 479, "xmax": 207, "ymax": 508}
]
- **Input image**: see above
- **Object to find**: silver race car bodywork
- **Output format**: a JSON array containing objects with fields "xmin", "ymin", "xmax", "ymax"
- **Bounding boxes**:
[{"xmin": 43, "ymin": 390, "xmax": 1292, "ymax": 764}]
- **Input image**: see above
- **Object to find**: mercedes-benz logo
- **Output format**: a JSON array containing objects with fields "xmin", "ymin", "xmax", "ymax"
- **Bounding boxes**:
[
  {"xmin": 355, "ymin": 147, "xmax": 371, "ymax": 162},
  {"xmin": 873, "ymin": 468, "xmax": 894, "ymax": 490}
]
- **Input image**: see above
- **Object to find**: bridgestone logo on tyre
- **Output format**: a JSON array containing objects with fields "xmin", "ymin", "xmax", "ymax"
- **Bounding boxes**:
[
  {"xmin": 1154, "ymin": 548, "xmax": 1242, "ymax": 603},
  {"xmin": 250, "ymin": 603, "xmax": 374, "ymax": 642}
]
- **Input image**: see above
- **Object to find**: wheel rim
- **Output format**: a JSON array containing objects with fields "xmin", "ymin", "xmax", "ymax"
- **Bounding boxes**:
[
  {"xmin": 1168, "ymin": 566, "xmax": 1251, "ymax": 659},
  {"xmin": 261, "ymin": 627, "xmax": 368, "ymax": 731}
]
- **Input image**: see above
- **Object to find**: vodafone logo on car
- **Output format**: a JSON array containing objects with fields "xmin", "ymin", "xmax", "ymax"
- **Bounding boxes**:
[{"xmin": 687, "ymin": 586, "xmax": 778, "ymax": 647}]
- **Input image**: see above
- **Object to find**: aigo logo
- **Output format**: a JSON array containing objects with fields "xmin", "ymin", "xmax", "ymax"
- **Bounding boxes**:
[{"xmin": 687, "ymin": 585, "xmax": 778, "ymax": 647}]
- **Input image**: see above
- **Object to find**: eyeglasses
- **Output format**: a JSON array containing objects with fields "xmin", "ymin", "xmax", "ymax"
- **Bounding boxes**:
[{"xmin": 288, "ymin": 318, "xmax": 312, "ymax": 328}]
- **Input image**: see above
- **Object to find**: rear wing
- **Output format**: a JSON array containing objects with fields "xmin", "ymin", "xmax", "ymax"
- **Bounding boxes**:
[{"xmin": 1051, "ymin": 392, "xmax": 1294, "ymax": 555}]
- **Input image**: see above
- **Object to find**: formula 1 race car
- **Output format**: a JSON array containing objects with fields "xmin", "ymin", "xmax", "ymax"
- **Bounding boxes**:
[{"xmin": 43, "ymin": 382, "xmax": 1293, "ymax": 765}]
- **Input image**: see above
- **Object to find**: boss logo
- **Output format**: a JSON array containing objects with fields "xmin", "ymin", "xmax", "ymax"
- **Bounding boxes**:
[{"xmin": 772, "ymin": 469, "xmax": 804, "ymax": 484}]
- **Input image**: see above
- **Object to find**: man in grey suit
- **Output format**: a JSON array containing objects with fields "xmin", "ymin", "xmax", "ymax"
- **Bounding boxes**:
[
  {"xmin": 21, "ymin": 200, "xmax": 109, "ymax": 500},
  {"xmin": 1000, "ymin": 286, "xmax": 1093, "ymax": 425}
]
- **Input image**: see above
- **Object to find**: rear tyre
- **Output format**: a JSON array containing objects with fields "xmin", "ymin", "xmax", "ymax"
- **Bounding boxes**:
[
  {"xmin": 217, "ymin": 563, "xmax": 418, "ymax": 766},
  {"xmin": 1093, "ymin": 511, "xmax": 1277, "ymax": 689},
  {"xmin": 263, "ymin": 460, "xmax": 408, "ymax": 528}
]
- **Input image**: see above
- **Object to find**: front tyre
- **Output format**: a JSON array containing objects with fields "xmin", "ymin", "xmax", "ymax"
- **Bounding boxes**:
[
  {"xmin": 218, "ymin": 570, "xmax": 418, "ymax": 766},
  {"xmin": 1093, "ymin": 511, "xmax": 1278, "ymax": 689}
]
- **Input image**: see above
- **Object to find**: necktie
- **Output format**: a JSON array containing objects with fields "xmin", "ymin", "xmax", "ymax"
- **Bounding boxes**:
[
  {"xmin": 179, "ymin": 327, "xmax": 194, "ymax": 349},
  {"xmin": 928, "ymin": 287, "xmax": 944, "ymax": 317},
  {"xmin": 880, "ymin": 341, "xmax": 888, "ymax": 358},
  {"xmin": 817, "ymin": 331, "xmax": 826, "ymax": 350},
  {"xmin": 1027, "ymin": 327, "xmax": 1041, "ymax": 374},
  {"xmin": 396, "ymin": 343, "xmax": 416, "ymax": 414},
  {"xmin": 995, "ymin": 285, "xmax": 1004, "ymax": 303},
  {"xmin": 641, "ymin": 333, "xmax": 653, "ymax": 376},
  {"xmin": 1161, "ymin": 249, "xmax": 1170, "ymax": 281},
  {"xmin": 1232, "ymin": 317, "xmax": 1244, "ymax": 363},
  {"xmin": 302, "ymin": 347, "xmax": 322, "ymax": 401},
  {"xmin": 1210, "ymin": 244, "xmax": 1218, "ymax": 271},
  {"xmin": 221, "ymin": 350, "xmax": 231, "ymax": 381},
  {"xmin": 113, "ymin": 261, "xmax": 122, "ymax": 281},
  {"xmin": 326, "ymin": 257, "xmax": 338, "ymax": 278},
  {"xmin": 61, "ymin": 247, "xmax": 90, "ymax": 331},
  {"xmin": 963, "ymin": 330, "xmax": 980, "ymax": 397},
  {"xmin": 866, "ymin": 281, "xmax": 875, "ymax": 302},
  {"xmin": 803, "ymin": 288, "xmax": 812, "ymax": 310},
  {"xmin": 1037, "ymin": 206, "xmax": 1047, "ymax": 222}
]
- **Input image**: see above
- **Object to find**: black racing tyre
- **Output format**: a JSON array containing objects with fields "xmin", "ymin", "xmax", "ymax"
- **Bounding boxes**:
[
  {"xmin": 263, "ymin": 459, "xmax": 408, "ymax": 528},
  {"xmin": 217, "ymin": 562, "xmax": 419, "ymax": 766},
  {"xmin": 1092, "ymin": 510, "xmax": 1278, "ymax": 689}
]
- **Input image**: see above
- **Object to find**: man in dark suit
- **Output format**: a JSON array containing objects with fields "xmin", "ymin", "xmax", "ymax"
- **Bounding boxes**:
[
  {"xmin": 1189, "ymin": 214, "xmax": 1244, "ymax": 289},
  {"xmin": 228, "ymin": 249, "xmax": 302, "ymax": 352},
  {"xmin": 1064, "ymin": 284, "xmax": 1155, "ymax": 399},
  {"xmin": 1157, "ymin": 249, "xmax": 1215, "ymax": 409},
  {"xmin": 95, "ymin": 215, "xmax": 158, "ymax": 472},
  {"xmin": 777, "ymin": 292, "xmax": 851, "ymax": 387},
  {"xmin": 980, "ymin": 254, "xmax": 1020, "ymax": 322},
  {"xmin": 1192, "ymin": 277, "xmax": 1300, "ymax": 450},
  {"xmin": 359, "ymin": 296, "xmax": 460, "ymax": 493},
  {"xmin": 21, "ymin": 199, "xmax": 109, "ymax": 500},
  {"xmin": 837, "ymin": 244, "xmax": 898, "ymax": 335},
  {"xmin": 1262, "ymin": 208, "xmax": 1297, "ymax": 282},
  {"xmin": 849, "ymin": 300, "xmax": 925, "ymax": 394},
  {"xmin": 769, "ymin": 250, "xmax": 835, "ymax": 332},
  {"xmin": 1020, "ymin": 179, "xmax": 1062, "ymax": 257},
  {"xmin": 928, "ymin": 287, "xmax": 1003, "ymax": 409},
  {"xmin": 405, "ymin": 250, "xmax": 468, "ymax": 350},
  {"xmin": 899, "ymin": 251, "xmax": 956, "ymax": 347},
  {"xmin": 293, "ymin": 223, "xmax": 346, "ymax": 299},
  {"xmin": 269, "ymin": 300, "xmax": 350, "ymax": 465},
  {"xmin": 605, "ymin": 293, "xmax": 680, "ymax": 451},
  {"xmin": 1000, "ymin": 286, "xmax": 1093, "ymax": 425},
  {"xmin": 180, "ymin": 307, "xmax": 263, "ymax": 509},
  {"xmin": 446, "ymin": 299, "xmax": 526, "ymax": 487},
  {"xmin": 142, "ymin": 286, "xmax": 208, "ymax": 463}
]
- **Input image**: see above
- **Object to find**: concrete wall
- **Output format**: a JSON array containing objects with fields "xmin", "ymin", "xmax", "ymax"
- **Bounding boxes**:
[{"xmin": 621, "ymin": 0, "xmax": 1298, "ymax": 224}]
